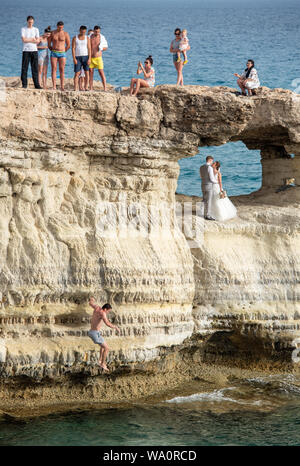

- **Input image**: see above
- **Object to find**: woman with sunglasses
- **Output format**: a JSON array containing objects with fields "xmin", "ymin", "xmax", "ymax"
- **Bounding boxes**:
[
  {"xmin": 170, "ymin": 28, "xmax": 190, "ymax": 86},
  {"xmin": 130, "ymin": 55, "xmax": 155, "ymax": 96}
]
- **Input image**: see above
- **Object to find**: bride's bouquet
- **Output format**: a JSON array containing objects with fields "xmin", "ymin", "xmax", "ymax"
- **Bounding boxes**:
[{"xmin": 219, "ymin": 189, "xmax": 227, "ymax": 199}]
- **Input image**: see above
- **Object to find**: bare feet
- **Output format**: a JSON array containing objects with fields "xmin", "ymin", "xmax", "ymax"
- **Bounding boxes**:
[{"xmin": 99, "ymin": 363, "xmax": 109, "ymax": 372}]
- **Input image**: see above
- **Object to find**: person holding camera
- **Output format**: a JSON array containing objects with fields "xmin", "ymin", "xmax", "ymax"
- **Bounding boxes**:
[
  {"xmin": 130, "ymin": 55, "xmax": 155, "ymax": 96},
  {"xmin": 234, "ymin": 59, "xmax": 260, "ymax": 96}
]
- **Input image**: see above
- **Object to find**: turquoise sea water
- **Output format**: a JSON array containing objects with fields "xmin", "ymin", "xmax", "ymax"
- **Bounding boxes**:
[
  {"xmin": 0, "ymin": 0, "xmax": 299, "ymax": 446},
  {"xmin": 1, "ymin": 374, "xmax": 300, "ymax": 446}
]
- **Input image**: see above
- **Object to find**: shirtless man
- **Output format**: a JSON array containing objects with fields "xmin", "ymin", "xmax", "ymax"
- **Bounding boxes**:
[
  {"xmin": 48, "ymin": 21, "xmax": 70, "ymax": 91},
  {"xmin": 88, "ymin": 297, "xmax": 120, "ymax": 371},
  {"xmin": 89, "ymin": 25, "xmax": 108, "ymax": 91}
]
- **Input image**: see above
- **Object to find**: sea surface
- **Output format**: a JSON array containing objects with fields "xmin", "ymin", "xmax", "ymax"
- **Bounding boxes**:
[
  {"xmin": 1, "ymin": 373, "xmax": 300, "ymax": 446},
  {"xmin": 0, "ymin": 0, "xmax": 299, "ymax": 446}
]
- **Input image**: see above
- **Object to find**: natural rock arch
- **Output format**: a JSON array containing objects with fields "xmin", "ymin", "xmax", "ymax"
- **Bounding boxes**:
[
  {"xmin": 151, "ymin": 85, "xmax": 300, "ymax": 202},
  {"xmin": 177, "ymin": 141, "xmax": 262, "ymax": 197}
]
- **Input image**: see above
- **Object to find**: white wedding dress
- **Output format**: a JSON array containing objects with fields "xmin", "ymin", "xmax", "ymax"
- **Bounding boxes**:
[{"xmin": 210, "ymin": 172, "xmax": 237, "ymax": 221}]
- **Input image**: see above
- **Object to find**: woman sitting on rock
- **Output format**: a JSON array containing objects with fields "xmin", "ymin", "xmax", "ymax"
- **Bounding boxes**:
[
  {"xmin": 130, "ymin": 55, "xmax": 155, "ymax": 96},
  {"xmin": 234, "ymin": 59, "xmax": 260, "ymax": 96}
]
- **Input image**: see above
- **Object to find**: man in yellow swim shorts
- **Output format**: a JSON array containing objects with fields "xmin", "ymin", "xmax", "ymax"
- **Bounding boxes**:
[
  {"xmin": 90, "ymin": 56, "xmax": 103, "ymax": 70},
  {"xmin": 89, "ymin": 25, "xmax": 108, "ymax": 91}
]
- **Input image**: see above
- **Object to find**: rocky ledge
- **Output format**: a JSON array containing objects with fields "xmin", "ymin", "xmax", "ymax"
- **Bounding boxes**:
[{"xmin": 0, "ymin": 78, "xmax": 299, "ymax": 415}]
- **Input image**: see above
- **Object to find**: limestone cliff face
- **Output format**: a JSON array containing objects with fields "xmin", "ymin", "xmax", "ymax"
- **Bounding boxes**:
[{"xmin": 0, "ymin": 80, "xmax": 299, "ymax": 411}]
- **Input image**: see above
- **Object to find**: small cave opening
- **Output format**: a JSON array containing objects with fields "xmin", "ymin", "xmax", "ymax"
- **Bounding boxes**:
[{"xmin": 177, "ymin": 141, "xmax": 262, "ymax": 198}]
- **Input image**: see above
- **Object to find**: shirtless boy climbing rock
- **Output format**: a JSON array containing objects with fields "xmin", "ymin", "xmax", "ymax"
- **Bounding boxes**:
[{"xmin": 87, "ymin": 297, "xmax": 120, "ymax": 372}]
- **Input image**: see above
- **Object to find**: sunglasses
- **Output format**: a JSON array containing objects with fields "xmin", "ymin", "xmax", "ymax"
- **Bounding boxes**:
[{"xmin": 175, "ymin": 33, "xmax": 180, "ymax": 36}]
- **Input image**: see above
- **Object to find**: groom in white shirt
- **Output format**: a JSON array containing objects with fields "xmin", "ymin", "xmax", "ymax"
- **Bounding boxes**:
[{"xmin": 200, "ymin": 155, "xmax": 218, "ymax": 221}]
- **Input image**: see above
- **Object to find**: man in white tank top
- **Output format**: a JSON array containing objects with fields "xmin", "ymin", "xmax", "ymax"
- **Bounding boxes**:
[{"xmin": 72, "ymin": 25, "xmax": 91, "ymax": 91}]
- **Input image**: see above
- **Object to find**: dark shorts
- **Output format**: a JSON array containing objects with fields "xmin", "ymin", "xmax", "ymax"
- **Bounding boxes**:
[
  {"xmin": 88, "ymin": 330, "xmax": 105, "ymax": 345},
  {"xmin": 173, "ymin": 53, "xmax": 180, "ymax": 63},
  {"xmin": 74, "ymin": 55, "xmax": 89, "ymax": 73}
]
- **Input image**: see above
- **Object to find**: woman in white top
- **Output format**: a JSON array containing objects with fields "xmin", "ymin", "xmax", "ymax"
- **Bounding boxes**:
[
  {"xmin": 210, "ymin": 161, "xmax": 237, "ymax": 222},
  {"xmin": 130, "ymin": 55, "xmax": 155, "ymax": 96},
  {"xmin": 234, "ymin": 59, "xmax": 260, "ymax": 96}
]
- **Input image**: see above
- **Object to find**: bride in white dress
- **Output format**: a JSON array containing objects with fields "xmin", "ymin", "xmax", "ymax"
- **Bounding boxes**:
[{"xmin": 210, "ymin": 161, "xmax": 237, "ymax": 221}]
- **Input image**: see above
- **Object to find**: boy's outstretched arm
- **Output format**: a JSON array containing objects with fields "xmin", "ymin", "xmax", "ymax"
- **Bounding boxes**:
[{"xmin": 102, "ymin": 313, "xmax": 120, "ymax": 334}]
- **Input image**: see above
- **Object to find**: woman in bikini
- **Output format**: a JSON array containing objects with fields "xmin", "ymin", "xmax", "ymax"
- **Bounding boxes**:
[{"xmin": 130, "ymin": 55, "xmax": 155, "ymax": 96}]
